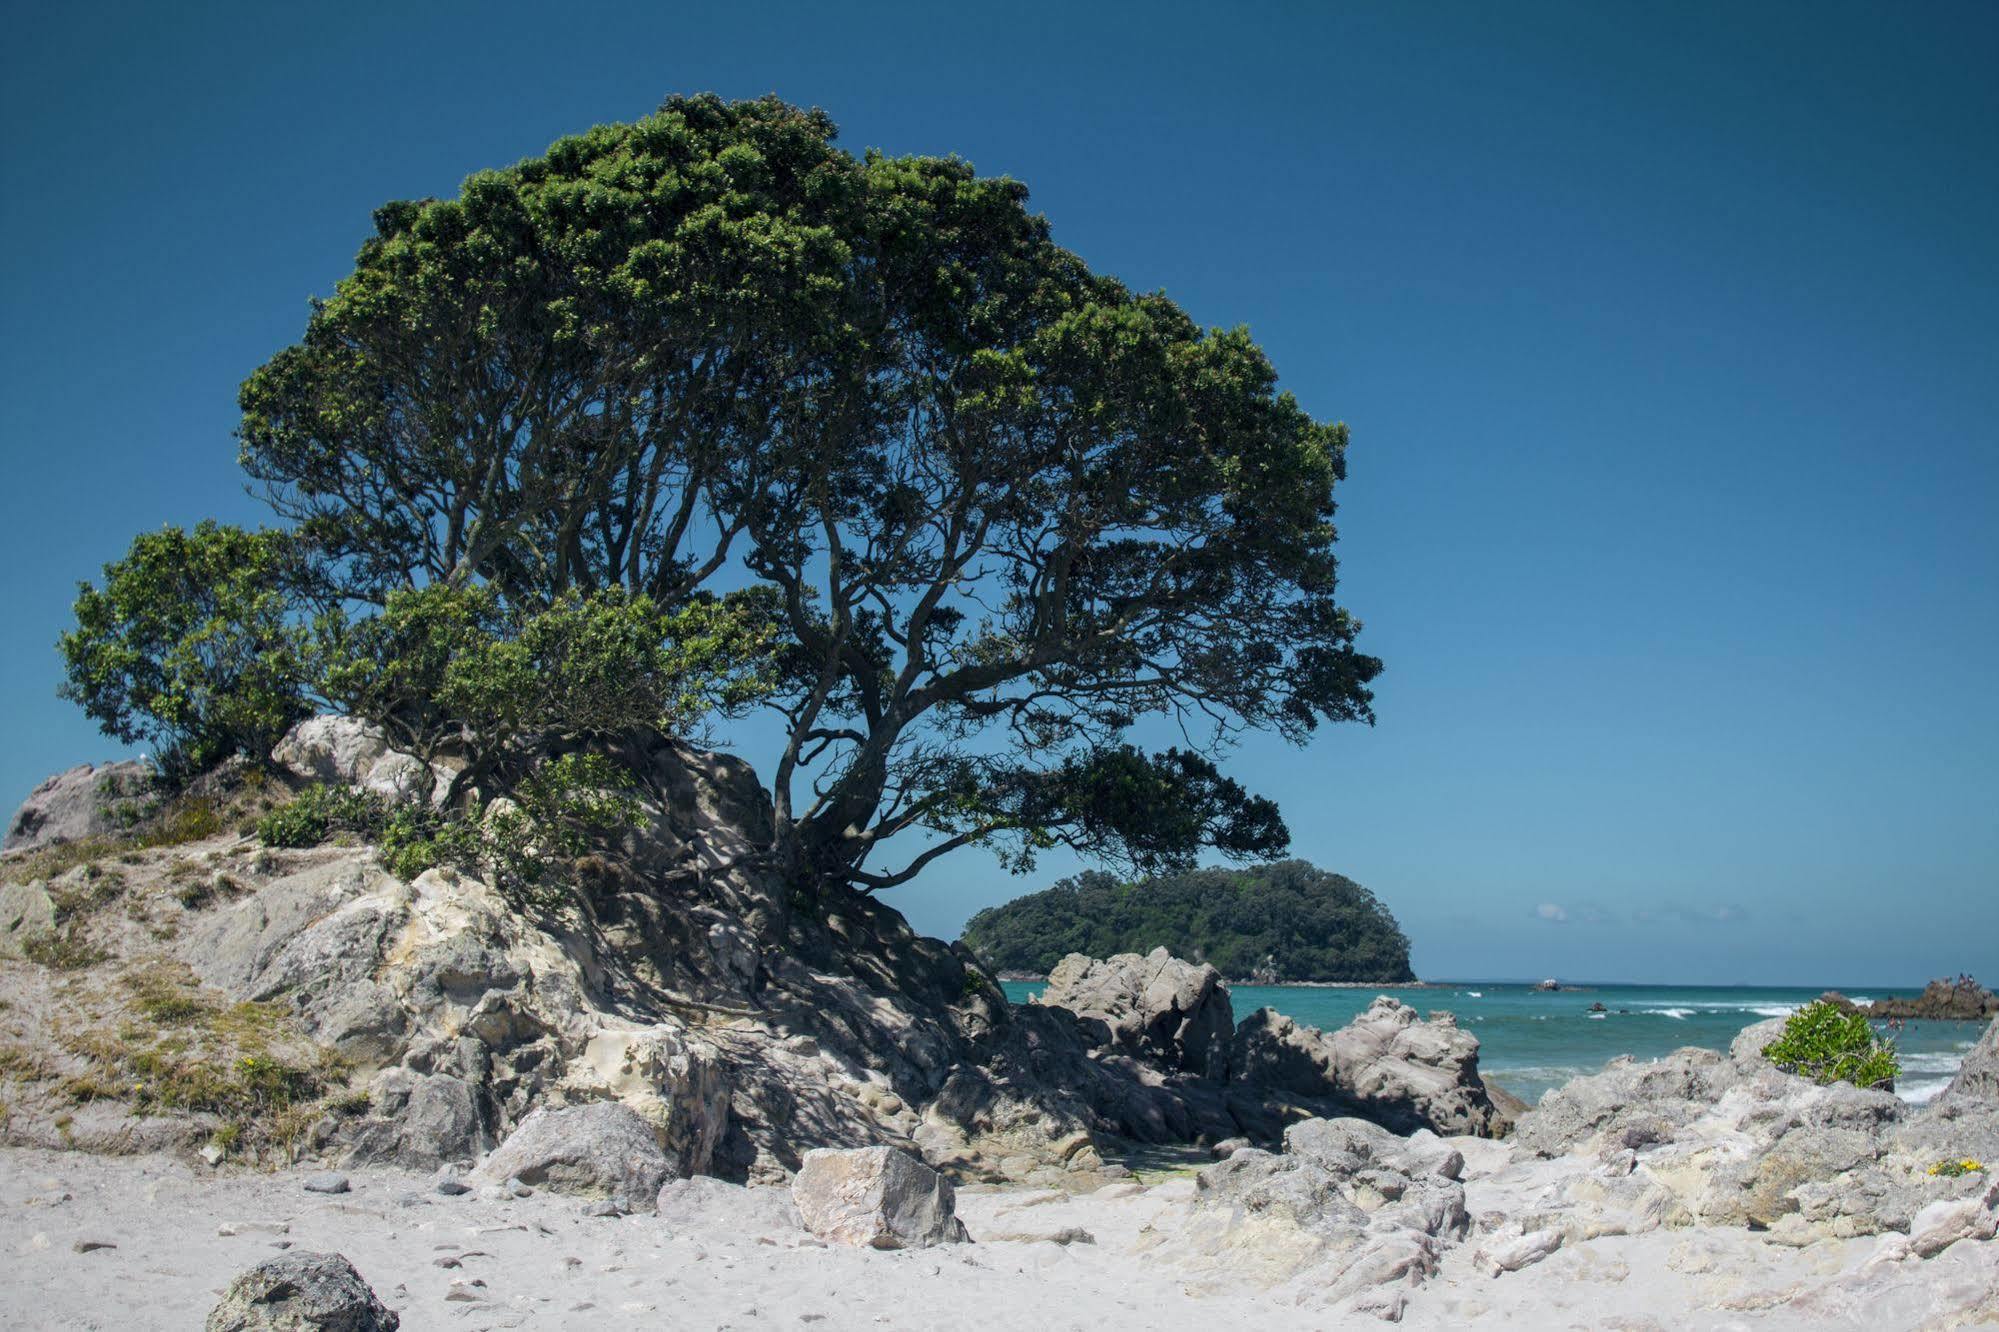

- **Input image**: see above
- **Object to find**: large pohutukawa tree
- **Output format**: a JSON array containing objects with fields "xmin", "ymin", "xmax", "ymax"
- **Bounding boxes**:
[{"xmin": 238, "ymin": 93, "xmax": 1381, "ymax": 898}]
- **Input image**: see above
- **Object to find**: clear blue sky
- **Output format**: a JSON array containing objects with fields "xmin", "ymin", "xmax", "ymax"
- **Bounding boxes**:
[{"xmin": 4, "ymin": 2, "xmax": 1994, "ymax": 986}]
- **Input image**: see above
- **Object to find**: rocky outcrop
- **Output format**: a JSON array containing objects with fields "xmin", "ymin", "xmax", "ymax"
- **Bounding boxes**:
[
  {"xmin": 3, "ymin": 760, "xmax": 154, "ymax": 852},
  {"xmin": 1228, "ymin": 1002, "xmax": 1507, "ymax": 1137},
  {"xmin": 1145, "ymin": 1115, "xmax": 1471, "ymax": 1315},
  {"xmin": 1038, "ymin": 948, "xmax": 1235, "ymax": 1079},
  {"xmin": 472, "ymin": 1101, "xmax": 675, "ymax": 1208},
  {"xmin": 1867, "ymin": 977, "xmax": 1999, "ymax": 1022},
  {"xmin": 791, "ymin": 1145, "xmax": 970, "ymax": 1248},
  {"xmin": 271, "ymin": 716, "xmax": 447, "ymax": 805},
  {"xmin": 1513, "ymin": 1046, "xmax": 1742, "ymax": 1158},
  {"xmin": 206, "ymin": 1251, "xmax": 399, "ymax": 1331},
  {"xmin": 1937, "ymin": 1017, "xmax": 1999, "ymax": 1109}
]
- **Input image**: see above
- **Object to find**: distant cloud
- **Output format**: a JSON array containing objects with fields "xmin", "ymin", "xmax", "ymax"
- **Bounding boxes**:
[
  {"xmin": 1633, "ymin": 903, "xmax": 1751, "ymax": 925},
  {"xmin": 1535, "ymin": 903, "xmax": 1568, "ymax": 922}
]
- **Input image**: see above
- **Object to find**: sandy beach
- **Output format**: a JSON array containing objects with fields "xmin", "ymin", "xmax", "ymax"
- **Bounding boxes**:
[{"xmin": 5, "ymin": 1141, "xmax": 1994, "ymax": 1330}]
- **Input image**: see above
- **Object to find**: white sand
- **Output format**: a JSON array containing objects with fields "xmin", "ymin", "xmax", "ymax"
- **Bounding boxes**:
[{"xmin": 2, "ymin": 1146, "xmax": 1993, "ymax": 1330}]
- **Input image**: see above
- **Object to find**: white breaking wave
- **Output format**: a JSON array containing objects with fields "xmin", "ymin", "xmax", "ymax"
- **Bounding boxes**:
[
  {"xmin": 1748, "ymin": 1004, "xmax": 1801, "ymax": 1018},
  {"xmin": 1901, "ymin": 1051, "xmax": 1972, "ymax": 1074},
  {"xmin": 1898, "ymin": 1078, "xmax": 1952, "ymax": 1105},
  {"xmin": 1466, "ymin": 991, "xmax": 1483, "ymax": 998},
  {"xmin": 1648, "ymin": 1008, "xmax": 1693, "ymax": 1019}
]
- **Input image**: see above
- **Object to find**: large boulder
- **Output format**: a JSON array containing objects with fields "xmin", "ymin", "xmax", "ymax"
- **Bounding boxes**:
[
  {"xmin": 1937, "ymin": 1017, "xmax": 1999, "ymax": 1109},
  {"xmin": 1232, "ymin": 997, "xmax": 1503, "ymax": 1137},
  {"xmin": 271, "ymin": 716, "xmax": 444, "ymax": 805},
  {"xmin": 1037, "ymin": 947, "xmax": 1235, "ymax": 1078},
  {"xmin": 472, "ymin": 1101, "xmax": 674, "ymax": 1209},
  {"xmin": 205, "ymin": 1251, "xmax": 398, "ymax": 1331},
  {"xmin": 791, "ymin": 1145, "xmax": 970, "ymax": 1248},
  {"xmin": 3, "ymin": 760, "xmax": 155, "ymax": 852}
]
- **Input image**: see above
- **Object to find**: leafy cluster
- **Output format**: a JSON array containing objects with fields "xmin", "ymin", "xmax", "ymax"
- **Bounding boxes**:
[
  {"xmin": 1762, "ymin": 1000, "xmax": 1901, "ymax": 1090},
  {"xmin": 960, "ymin": 860, "xmax": 1415, "ymax": 982}
]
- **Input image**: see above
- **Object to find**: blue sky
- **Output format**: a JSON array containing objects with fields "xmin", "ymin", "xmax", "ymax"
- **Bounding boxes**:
[{"xmin": 3, "ymin": 2, "xmax": 1994, "ymax": 985}]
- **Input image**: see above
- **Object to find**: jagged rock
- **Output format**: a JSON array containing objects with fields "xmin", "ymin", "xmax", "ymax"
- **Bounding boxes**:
[
  {"xmin": 1866, "ymin": 978, "xmax": 1999, "ymax": 1021},
  {"xmin": 205, "ymin": 1250, "xmax": 398, "ymax": 1331},
  {"xmin": 3, "ymin": 760, "xmax": 155, "ymax": 852},
  {"xmin": 1937, "ymin": 1017, "xmax": 1999, "ymax": 1109},
  {"xmin": 1148, "ymin": 1115, "xmax": 1470, "ymax": 1298},
  {"xmin": 340, "ymin": 1070, "xmax": 484, "ymax": 1169},
  {"xmin": 1635, "ymin": 1070, "xmax": 1919, "ymax": 1237},
  {"xmin": 473, "ymin": 1102, "xmax": 675, "ymax": 1209},
  {"xmin": 1511, "ymin": 1046, "xmax": 1740, "ymax": 1157},
  {"xmin": 1232, "ymin": 999, "xmax": 1503, "ymax": 1137},
  {"xmin": 1038, "ymin": 947, "xmax": 1235, "ymax": 1079},
  {"xmin": 271, "ymin": 716, "xmax": 444, "ymax": 805},
  {"xmin": 791, "ymin": 1146, "xmax": 970, "ymax": 1248},
  {"xmin": 560, "ymin": 1027, "xmax": 730, "ymax": 1177},
  {"xmin": 1728, "ymin": 1017, "xmax": 1791, "ymax": 1072}
]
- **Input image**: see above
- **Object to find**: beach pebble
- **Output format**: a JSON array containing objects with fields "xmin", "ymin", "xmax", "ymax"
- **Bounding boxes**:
[{"xmin": 302, "ymin": 1172, "xmax": 350, "ymax": 1195}]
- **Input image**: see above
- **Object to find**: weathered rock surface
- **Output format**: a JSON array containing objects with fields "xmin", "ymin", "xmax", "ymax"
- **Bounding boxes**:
[
  {"xmin": 205, "ymin": 1250, "xmax": 398, "ymax": 1331},
  {"xmin": 1865, "ymin": 977, "xmax": 1999, "ymax": 1021},
  {"xmin": 3, "ymin": 760, "xmax": 154, "ymax": 852},
  {"xmin": 0, "ymin": 879, "xmax": 57, "ymax": 958},
  {"xmin": 472, "ymin": 1102, "xmax": 674, "ymax": 1209},
  {"xmin": 1039, "ymin": 947, "xmax": 1236, "ymax": 1079},
  {"xmin": 1231, "ymin": 998, "xmax": 1504, "ymax": 1137},
  {"xmin": 270, "ymin": 717, "xmax": 446, "ymax": 805},
  {"xmin": 791, "ymin": 1145, "xmax": 970, "ymax": 1248},
  {"xmin": 1937, "ymin": 1016, "xmax": 1999, "ymax": 1109},
  {"xmin": 1146, "ymin": 1114, "xmax": 1472, "ymax": 1308},
  {"xmin": 1512, "ymin": 1046, "xmax": 1741, "ymax": 1158}
]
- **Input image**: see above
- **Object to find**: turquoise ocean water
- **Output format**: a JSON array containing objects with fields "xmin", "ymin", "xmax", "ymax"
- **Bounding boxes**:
[{"xmin": 1000, "ymin": 980, "xmax": 1985, "ymax": 1106}]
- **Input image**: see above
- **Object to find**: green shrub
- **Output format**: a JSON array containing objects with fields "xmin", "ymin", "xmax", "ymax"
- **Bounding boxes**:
[
  {"xmin": 57, "ymin": 522, "xmax": 310, "ymax": 780},
  {"xmin": 253, "ymin": 784, "xmax": 385, "ymax": 848},
  {"xmin": 1763, "ymin": 1000, "xmax": 1900, "ymax": 1089}
]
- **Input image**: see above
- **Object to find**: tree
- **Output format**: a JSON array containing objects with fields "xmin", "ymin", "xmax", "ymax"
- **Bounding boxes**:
[
  {"xmin": 237, "ymin": 94, "xmax": 1382, "ymax": 896},
  {"xmin": 58, "ymin": 522, "xmax": 310, "ymax": 779}
]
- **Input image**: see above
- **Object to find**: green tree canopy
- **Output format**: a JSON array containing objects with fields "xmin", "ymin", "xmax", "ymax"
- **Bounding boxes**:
[
  {"xmin": 960, "ymin": 861, "xmax": 1416, "ymax": 983},
  {"xmin": 236, "ymin": 93, "xmax": 1382, "ymax": 894}
]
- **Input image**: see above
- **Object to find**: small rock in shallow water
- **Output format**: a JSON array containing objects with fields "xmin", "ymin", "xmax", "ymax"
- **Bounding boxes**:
[{"xmin": 302, "ymin": 1173, "xmax": 350, "ymax": 1195}]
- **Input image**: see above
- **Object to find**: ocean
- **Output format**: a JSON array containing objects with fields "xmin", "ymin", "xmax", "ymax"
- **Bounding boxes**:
[{"xmin": 999, "ymin": 980, "xmax": 1985, "ymax": 1106}]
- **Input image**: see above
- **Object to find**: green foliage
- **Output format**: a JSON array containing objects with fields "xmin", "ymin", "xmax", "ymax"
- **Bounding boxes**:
[
  {"xmin": 960, "ymin": 860, "xmax": 1416, "ymax": 982},
  {"xmin": 234, "ymin": 94, "xmax": 1380, "ymax": 894},
  {"xmin": 314, "ymin": 582, "xmax": 777, "ymax": 798},
  {"xmin": 58, "ymin": 522, "xmax": 309, "ymax": 780},
  {"xmin": 1762, "ymin": 1000, "xmax": 1901, "ymax": 1089},
  {"xmin": 253, "ymin": 783, "xmax": 383, "ymax": 848}
]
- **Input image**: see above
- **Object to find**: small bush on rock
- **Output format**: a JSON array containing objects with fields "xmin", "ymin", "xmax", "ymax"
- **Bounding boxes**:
[
  {"xmin": 1762, "ymin": 1000, "xmax": 1900, "ymax": 1089},
  {"xmin": 253, "ymin": 784, "xmax": 385, "ymax": 848}
]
